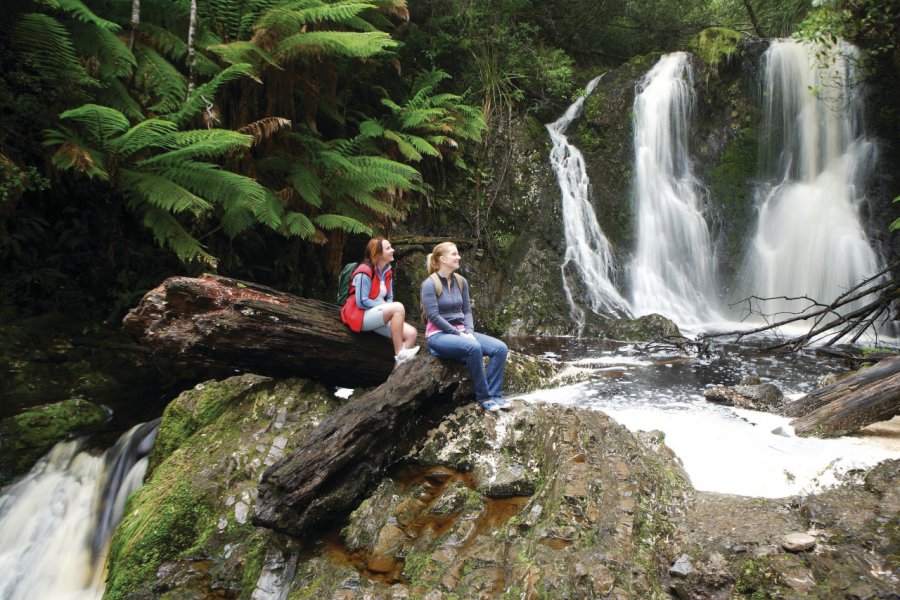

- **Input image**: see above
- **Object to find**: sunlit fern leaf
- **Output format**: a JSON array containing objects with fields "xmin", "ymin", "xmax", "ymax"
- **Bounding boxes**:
[
  {"xmin": 138, "ymin": 130, "xmax": 253, "ymax": 165},
  {"xmin": 238, "ymin": 117, "xmax": 292, "ymax": 146},
  {"xmin": 140, "ymin": 204, "xmax": 217, "ymax": 266},
  {"xmin": 108, "ymin": 119, "xmax": 179, "ymax": 160},
  {"xmin": 383, "ymin": 130, "xmax": 422, "ymax": 161},
  {"xmin": 255, "ymin": 1, "xmax": 372, "ymax": 33},
  {"xmin": 318, "ymin": 148, "xmax": 359, "ymax": 173},
  {"xmin": 58, "ymin": 104, "xmax": 131, "ymax": 143},
  {"xmin": 119, "ymin": 169, "xmax": 214, "ymax": 215},
  {"xmin": 167, "ymin": 63, "xmax": 256, "ymax": 125},
  {"xmin": 335, "ymin": 191, "xmax": 400, "ymax": 218},
  {"xmin": 13, "ymin": 13, "xmax": 98, "ymax": 88},
  {"xmin": 398, "ymin": 107, "xmax": 446, "ymax": 130},
  {"xmin": 352, "ymin": 155, "xmax": 422, "ymax": 188},
  {"xmin": 96, "ymin": 79, "xmax": 145, "ymax": 123},
  {"xmin": 134, "ymin": 45, "xmax": 187, "ymax": 114},
  {"xmin": 369, "ymin": 0, "xmax": 409, "ymax": 21},
  {"xmin": 54, "ymin": 0, "xmax": 121, "ymax": 31},
  {"xmin": 345, "ymin": 16, "xmax": 377, "ymax": 32},
  {"xmin": 68, "ymin": 20, "xmax": 136, "ymax": 79},
  {"xmin": 282, "ymin": 211, "xmax": 317, "ymax": 238},
  {"xmin": 206, "ymin": 41, "xmax": 281, "ymax": 69},
  {"xmin": 358, "ymin": 119, "xmax": 385, "ymax": 137},
  {"xmin": 275, "ymin": 31, "xmax": 396, "ymax": 61},
  {"xmin": 313, "ymin": 214, "xmax": 372, "ymax": 234}
]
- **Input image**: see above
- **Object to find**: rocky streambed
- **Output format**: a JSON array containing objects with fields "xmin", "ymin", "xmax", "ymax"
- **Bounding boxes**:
[{"xmin": 102, "ymin": 371, "xmax": 898, "ymax": 599}]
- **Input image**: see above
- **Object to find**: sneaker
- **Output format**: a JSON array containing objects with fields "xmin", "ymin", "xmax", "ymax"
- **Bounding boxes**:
[
  {"xmin": 395, "ymin": 345, "xmax": 420, "ymax": 365},
  {"xmin": 492, "ymin": 397, "xmax": 513, "ymax": 411},
  {"xmin": 479, "ymin": 399, "xmax": 502, "ymax": 412}
]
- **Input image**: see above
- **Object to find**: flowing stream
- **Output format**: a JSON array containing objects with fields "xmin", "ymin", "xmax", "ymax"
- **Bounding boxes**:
[
  {"xmin": 547, "ymin": 75, "xmax": 632, "ymax": 329},
  {"xmin": 737, "ymin": 40, "xmax": 881, "ymax": 322},
  {"xmin": 628, "ymin": 52, "xmax": 723, "ymax": 326},
  {"xmin": 511, "ymin": 338, "xmax": 898, "ymax": 498},
  {"xmin": 0, "ymin": 421, "xmax": 158, "ymax": 600}
]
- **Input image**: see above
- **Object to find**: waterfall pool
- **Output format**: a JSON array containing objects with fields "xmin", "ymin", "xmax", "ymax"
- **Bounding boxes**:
[{"xmin": 508, "ymin": 337, "xmax": 899, "ymax": 498}]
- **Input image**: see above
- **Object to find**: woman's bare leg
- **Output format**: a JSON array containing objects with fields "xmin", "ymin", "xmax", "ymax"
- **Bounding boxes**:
[
  {"xmin": 380, "ymin": 302, "xmax": 407, "ymax": 355},
  {"xmin": 402, "ymin": 323, "xmax": 417, "ymax": 349}
]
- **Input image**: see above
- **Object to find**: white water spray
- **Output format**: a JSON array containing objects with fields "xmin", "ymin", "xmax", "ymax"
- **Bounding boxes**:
[
  {"xmin": 629, "ymin": 52, "xmax": 723, "ymax": 326},
  {"xmin": 0, "ymin": 421, "xmax": 158, "ymax": 600},
  {"xmin": 737, "ymin": 40, "xmax": 880, "ymax": 322},
  {"xmin": 547, "ymin": 75, "xmax": 632, "ymax": 329}
]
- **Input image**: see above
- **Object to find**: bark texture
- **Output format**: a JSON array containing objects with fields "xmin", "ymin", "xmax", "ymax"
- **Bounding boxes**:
[
  {"xmin": 252, "ymin": 355, "xmax": 474, "ymax": 537},
  {"xmin": 122, "ymin": 273, "xmax": 398, "ymax": 388},
  {"xmin": 787, "ymin": 357, "xmax": 900, "ymax": 437}
]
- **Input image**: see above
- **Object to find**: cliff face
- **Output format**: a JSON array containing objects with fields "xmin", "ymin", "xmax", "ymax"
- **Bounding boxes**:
[{"xmin": 103, "ymin": 373, "xmax": 899, "ymax": 599}]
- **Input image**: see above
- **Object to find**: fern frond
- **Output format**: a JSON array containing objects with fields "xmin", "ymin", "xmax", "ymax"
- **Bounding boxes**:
[
  {"xmin": 167, "ymin": 63, "xmax": 256, "ymax": 125},
  {"xmin": 358, "ymin": 119, "xmax": 384, "ymax": 138},
  {"xmin": 398, "ymin": 107, "xmax": 446, "ymax": 129},
  {"xmin": 138, "ymin": 130, "xmax": 253, "ymax": 164},
  {"xmin": 313, "ymin": 214, "xmax": 371, "ymax": 234},
  {"xmin": 206, "ymin": 41, "xmax": 281, "ymax": 69},
  {"xmin": 405, "ymin": 134, "xmax": 441, "ymax": 158},
  {"xmin": 96, "ymin": 79, "xmax": 145, "ymax": 122},
  {"xmin": 68, "ymin": 20, "xmax": 136, "ymax": 79},
  {"xmin": 220, "ymin": 206, "xmax": 258, "ymax": 237},
  {"xmin": 138, "ymin": 22, "xmax": 190, "ymax": 63},
  {"xmin": 54, "ymin": 0, "xmax": 121, "ymax": 31},
  {"xmin": 120, "ymin": 168, "xmax": 214, "ymax": 215},
  {"xmin": 140, "ymin": 204, "xmax": 217, "ymax": 266},
  {"xmin": 238, "ymin": 117, "xmax": 292, "ymax": 145},
  {"xmin": 58, "ymin": 104, "xmax": 131, "ymax": 142},
  {"xmin": 288, "ymin": 164, "xmax": 323, "ymax": 208},
  {"xmin": 275, "ymin": 31, "xmax": 396, "ymax": 61},
  {"xmin": 43, "ymin": 126, "xmax": 109, "ymax": 180},
  {"xmin": 13, "ymin": 13, "xmax": 97, "ymax": 88},
  {"xmin": 134, "ymin": 45, "xmax": 187, "ymax": 115},
  {"xmin": 256, "ymin": 1, "xmax": 375, "ymax": 32},
  {"xmin": 108, "ymin": 119, "xmax": 179, "ymax": 159},
  {"xmin": 383, "ymin": 130, "xmax": 422, "ymax": 161},
  {"xmin": 282, "ymin": 211, "xmax": 317, "ymax": 238}
]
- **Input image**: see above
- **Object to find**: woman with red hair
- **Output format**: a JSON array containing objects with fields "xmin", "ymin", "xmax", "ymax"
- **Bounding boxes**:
[{"xmin": 340, "ymin": 237, "xmax": 419, "ymax": 365}]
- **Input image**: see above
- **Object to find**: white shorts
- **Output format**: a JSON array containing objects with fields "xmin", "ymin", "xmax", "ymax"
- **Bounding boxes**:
[{"xmin": 361, "ymin": 305, "xmax": 391, "ymax": 338}]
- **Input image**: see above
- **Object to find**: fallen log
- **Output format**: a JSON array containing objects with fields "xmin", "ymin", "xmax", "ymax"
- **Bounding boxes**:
[
  {"xmin": 252, "ymin": 355, "xmax": 472, "ymax": 537},
  {"xmin": 123, "ymin": 273, "xmax": 399, "ymax": 388},
  {"xmin": 788, "ymin": 357, "xmax": 900, "ymax": 437}
]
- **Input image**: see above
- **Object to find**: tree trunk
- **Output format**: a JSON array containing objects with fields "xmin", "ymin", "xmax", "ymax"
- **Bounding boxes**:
[
  {"xmin": 252, "ymin": 355, "xmax": 474, "ymax": 537},
  {"xmin": 787, "ymin": 357, "xmax": 900, "ymax": 437},
  {"xmin": 186, "ymin": 0, "xmax": 198, "ymax": 100},
  {"xmin": 122, "ymin": 274, "xmax": 398, "ymax": 387},
  {"xmin": 128, "ymin": 0, "xmax": 140, "ymax": 50}
]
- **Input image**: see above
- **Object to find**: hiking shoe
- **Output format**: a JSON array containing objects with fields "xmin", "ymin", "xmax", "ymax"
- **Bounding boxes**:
[
  {"xmin": 492, "ymin": 397, "xmax": 513, "ymax": 411},
  {"xmin": 479, "ymin": 399, "xmax": 502, "ymax": 412},
  {"xmin": 395, "ymin": 345, "xmax": 420, "ymax": 365}
]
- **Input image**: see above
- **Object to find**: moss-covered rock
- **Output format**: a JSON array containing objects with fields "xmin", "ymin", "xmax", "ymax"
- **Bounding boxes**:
[
  {"xmin": 0, "ymin": 398, "xmax": 110, "ymax": 484},
  {"xmin": 103, "ymin": 375, "xmax": 343, "ymax": 600}
]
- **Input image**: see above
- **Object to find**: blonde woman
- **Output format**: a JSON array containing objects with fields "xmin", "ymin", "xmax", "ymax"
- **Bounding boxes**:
[
  {"xmin": 341, "ymin": 237, "xmax": 419, "ymax": 365},
  {"xmin": 421, "ymin": 242, "xmax": 510, "ymax": 411}
]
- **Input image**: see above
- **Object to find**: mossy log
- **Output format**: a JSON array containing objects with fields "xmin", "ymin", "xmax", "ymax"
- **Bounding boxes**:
[
  {"xmin": 122, "ymin": 274, "xmax": 400, "ymax": 388},
  {"xmin": 787, "ymin": 356, "xmax": 900, "ymax": 437}
]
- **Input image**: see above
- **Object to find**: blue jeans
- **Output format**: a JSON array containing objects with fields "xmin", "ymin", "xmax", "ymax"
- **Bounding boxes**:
[{"xmin": 427, "ymin": 332, "xmax": 508, "ymax": 402}]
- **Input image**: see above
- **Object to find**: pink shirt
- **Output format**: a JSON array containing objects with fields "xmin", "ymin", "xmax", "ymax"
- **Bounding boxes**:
[{"xmin": 425, "ymin": 319, "xmax": 465, "ymax": 338}]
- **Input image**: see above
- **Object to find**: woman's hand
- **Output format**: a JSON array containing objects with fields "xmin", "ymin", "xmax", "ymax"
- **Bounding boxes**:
[{"xmin": 461, "ymin": 332, "xmax": 476, "ymax": 341}]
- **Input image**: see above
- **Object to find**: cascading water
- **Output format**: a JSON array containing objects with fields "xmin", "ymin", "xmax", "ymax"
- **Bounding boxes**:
[
  {"xmin": 0, "ymin": 420, "xmax": 158, "ymax": 600},
  {"xmin": 629, "ymin": 52, "xmax": 723, "ymax": 326},
  {"xmin": 547, "ymin": 75, "xmax": 632, "ymax": 329},
  {"xmin": 737, "ymin": 40, "xmax": 881, "ymax": 323}
]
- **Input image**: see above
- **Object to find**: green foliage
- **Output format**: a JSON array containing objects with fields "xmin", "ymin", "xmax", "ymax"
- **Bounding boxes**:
[
  {"xmin": 694, "ymin": 27, "xmax": 744, "ymax": 68},
  {"xmin": 891, "ymin": 196, "xmax": 900, "ymax": 232}
]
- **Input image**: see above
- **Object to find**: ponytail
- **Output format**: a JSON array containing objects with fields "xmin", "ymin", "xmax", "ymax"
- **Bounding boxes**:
[{"xmin": 427, "ymin": 242, "xmax": 456, "ymax": 275}]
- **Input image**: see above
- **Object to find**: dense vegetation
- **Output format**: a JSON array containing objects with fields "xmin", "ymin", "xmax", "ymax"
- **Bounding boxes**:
[{"xmin": 1, "ymin": 0, "xmax": 897, "ymax": 320}]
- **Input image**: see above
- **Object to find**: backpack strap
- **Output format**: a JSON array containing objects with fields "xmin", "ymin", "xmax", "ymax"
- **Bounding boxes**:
[{"xmin": 429, "ymin": 272, "xmax": 464, "ymax": 298}]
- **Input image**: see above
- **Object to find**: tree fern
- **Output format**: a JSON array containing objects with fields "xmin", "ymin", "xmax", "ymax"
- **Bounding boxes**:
[
  {"xmin": 57, "ymin": 104, "xmax": 131, "ymax": 142},
  {"xmin": 108, "ymin": 119, "xmax": 179, "ymax": 159},
  {"xmin": 68, "ymin": 20, "xmax": 136, "ymax": 79},
  {"xmin": 95, "ymin": 79, "xmax": 145, "ymax": 122},
  {"xmin": 138, "ymin": 130, "xmax": 254, "ymax": 164},
  {"xmin": 140, "ymin": 204, "xmax": 217, "ymax": 266},
  {"xmin": 133, "ymin": 45, "xmax": 187, "ymax": 114},
  {"xmin": 282, "ymin": 211, "xmax": 317, "ymax": 238},
  {"xmin": 206, "ymin": 40, "xmax": 280, "ymax": 69},
  {"xmin": 52, "ymin": 0, "xmax": 121, "ymax": 31},
  {"xmin": 166, "ymin": 63, "xmax": 255, "ymax": 125}
]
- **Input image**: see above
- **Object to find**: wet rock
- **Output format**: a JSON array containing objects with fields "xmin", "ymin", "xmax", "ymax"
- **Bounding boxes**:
[
  {"xmin": 0, "ymin": 398, "xmax": 110, "ymax": 484},
  {"xmin": 703, "ymin": 382, "xmax": 784, "ymax": 411},
  {"xmin": 782, "ymin": 532, "xmax": 816, "ymax": 552},
  {"xmin": 670, "ymin": 553, "xmax": 695, "ymax": 578}
]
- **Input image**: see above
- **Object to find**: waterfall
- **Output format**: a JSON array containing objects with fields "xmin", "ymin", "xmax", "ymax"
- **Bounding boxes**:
[
  {"xmin": 0, "ymin": 420, "xmax": 158, "ymax": 600},
  {"xmin": 628, "ymin": 52, "xmax": 723, "ymax": 326},
  {"xmin": 547, "ymin": 75, "xmax": 632, "ymax": 329},
  {"xmin": 737, "ymin": 40, "xmax": 880, "ymax": 323}
]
